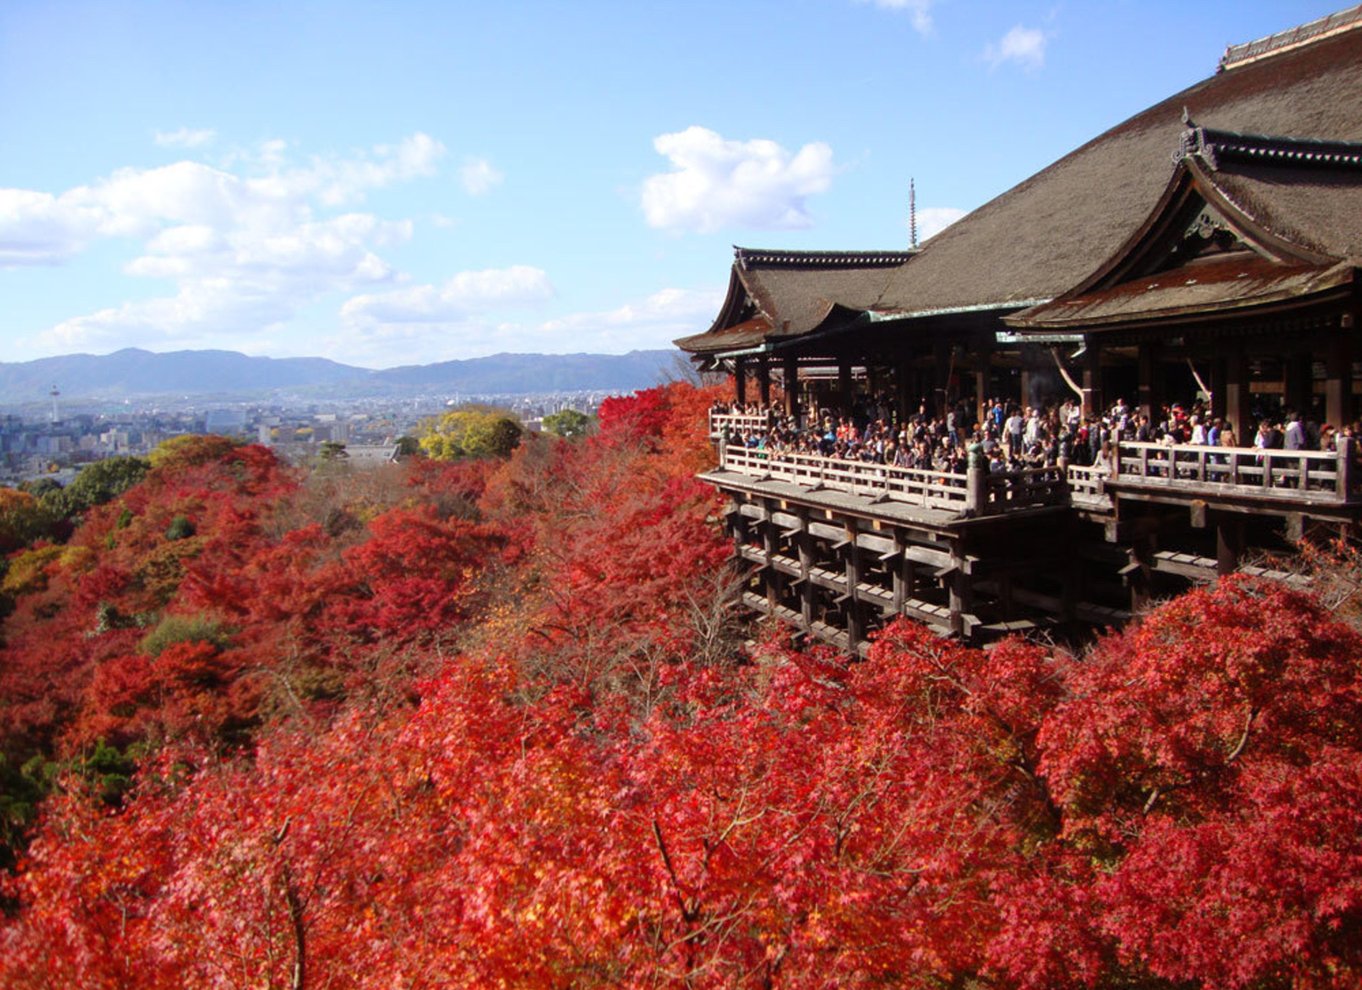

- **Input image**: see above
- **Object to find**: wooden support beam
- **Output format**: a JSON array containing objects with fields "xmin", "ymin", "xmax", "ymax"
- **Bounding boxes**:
[
  {"xmin": 844, "ymin": 524, "xmax": 864, "ymax": 651},
  {"xmin": 1137, "ymin": 342, "xmax": 1160, "ymax": 421},
  {"xmin": 1325, "ymin": 331, "xmax": 1353, "ymax": 430},
  {"xmin": 808, "ymin": 521, "xmax": 845, "ymax": 542},
  {"xmin": 855, "ymin": 532, "xmax": 898, "ymax": 556},
  {"xmin": 763, "ymin": 517, "xmax": 781, "ymax": 611},
  {"xmin": 947, "ymin": 565, "xmax": 969, "ymax": 638},
  {"xmin": 783, "ymin": 355, "xmax": 801, "ymax": 423},
  {"xmin": 1285, "ymin": 352, "xmax": 1313, "ymax": 416},
  {"xmin": 934, "ymin": 342, "xmax": 952, "ymax": 417},
  {"xmin": 1083, "ymin": 343, "xmax": 1102, "ymax": 419},
  {"xmin": 1216, "ymin": 517, "xmax": 1242, "ymax": 577},
  {"xmin": 1223, "ymin": 343, "xmax": 1251, "ymax": 441},
  {"xmin": 1189, "ymin": 499, "xmax": 1207, "ymax": 529},
  {"xmin": 797, "ymin": 508, "xmax": 815, "ymax": 630}
]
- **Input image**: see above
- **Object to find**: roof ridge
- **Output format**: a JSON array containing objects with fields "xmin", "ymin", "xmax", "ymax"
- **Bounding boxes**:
[
  {"xmin": 1177, "ymin": 117, "xmax": 1362, "ymax": 170},
  {"xmin": 1219, "ymin": 4, "xmax": 1362, "ymax": 72},
  {"xmin": 734, "ymin": 247, "xmax": 916, "ymax": 270}
]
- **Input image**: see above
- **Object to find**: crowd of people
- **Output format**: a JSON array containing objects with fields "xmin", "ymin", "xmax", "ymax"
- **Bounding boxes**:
[{"xmin": 713, "ymin": 393, "xmax": 1352, "ymax": 478}]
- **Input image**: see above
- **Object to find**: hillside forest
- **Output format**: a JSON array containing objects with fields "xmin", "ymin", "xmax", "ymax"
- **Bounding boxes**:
[{"xmin": 1, "ymin": 382, "xmax": 1360, "ymax": 989}]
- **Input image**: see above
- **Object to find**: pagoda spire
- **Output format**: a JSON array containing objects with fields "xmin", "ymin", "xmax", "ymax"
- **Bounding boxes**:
[{"xmin": 909, "ymin": 178, "xmax": 918, "ymax": 249}]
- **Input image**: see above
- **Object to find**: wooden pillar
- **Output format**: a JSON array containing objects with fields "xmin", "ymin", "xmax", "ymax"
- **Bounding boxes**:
[
  {"xmin": 973, "ymin": 345, "xmax": 990, "ymax": 429},
  {"xmin": 1137, "ymin": 343, "xmax": 1160, "ymax": 421},
  {"xmin": 1210, "ymin": 354, "xmax": 1227, "ymax": 420},
  {"xmin": 1325, "ymin": 331, "xmax": 1353, "ymax": 429},
  {"xmin": 730, "ymin": 502, "xmax": 750, "ymax": 562},
  {"xmin": 756, "ymin": 357, "xmax": 771, "ymax": 407},
  {"xmin": 783, "ymin": 355, "xmax": 800, "ymax": 423},
  {"xmin": 838, "ymin": 357, "xmax": 854, "ymax": 413},
  {"xmin": 1018, "ymin": 367, "xmax": 1032, "ymax": 414},
  {"xmin": 844, "ymin": 525, "xmax": 863, "ymax": 652},
  {"xmin": 1216, "ymin": 516, "xmax": 1243, "ymax": 577},
  {"xmin": 996, "ymin": 572, "xmax": 1014, "ymax": 620},
  {"xmin": 763, "ymin": 515, "xmax": 781, "ymax": 611},
  {"xmin": 1083, "ymin": 345, "xmax": 1102, "ymax": 419},
  {"xmin": 896, "ymin": 362, "xmax": 912, "ymax": 424},
  {"xmin": 891, "ymin": 532, "xmax": 910, "ymax": 614},
  {"xmin": 796, "ymin": 509, "xmax": 814, "ymax": 632},
  {"xmin": 947, "ymin": 562, "xmax": 971, "ymax": 639},
  {"xmin": 1224, "ymin": 343, "xmax": 1252, "ymax": 440},
  {"xmin": 734, "ymin": 357, "xmax": 748, "ymax": 407},
  {"xmin": 934, "ymin": 342, "xmax": 952, "ymax": 417},
  {"xmin": 1285, "ymin": 351, "xmax": 1313, "ymax": 416},
  {"xmin": 1338, "ymin": 436, "xmax": 1356, "ymax": 501}
]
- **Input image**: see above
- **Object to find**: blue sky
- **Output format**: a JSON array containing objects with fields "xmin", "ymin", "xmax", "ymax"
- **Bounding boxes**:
[{"xmin": 0, "ymin": 1, "xmax": 1347, "ymax": 369}]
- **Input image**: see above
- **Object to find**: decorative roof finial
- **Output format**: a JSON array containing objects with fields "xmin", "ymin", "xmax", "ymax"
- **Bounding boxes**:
[{"xmin": 909, "ymin": 178, "xmax": 918, "ymax": 249}]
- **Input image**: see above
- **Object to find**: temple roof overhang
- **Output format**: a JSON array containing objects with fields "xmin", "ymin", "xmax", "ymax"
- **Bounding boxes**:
[
  {"xmin": 674, "ymin": 246, "xmax": 914, "ymax": 357},
  {"xmin": 1009, "ymin": 123, "xmax": 1362, "ymax": 336}
]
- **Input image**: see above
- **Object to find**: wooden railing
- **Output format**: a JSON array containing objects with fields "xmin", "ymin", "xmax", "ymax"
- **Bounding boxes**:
[
  {"xmin": 1066, "ymin": 463, "xmax": 1112, "ymax": 508},
  {"xmin": 1113, "ymin": 438, "xmax": 1359, "ymax": 503},
  {"xmin": 720, "ymin": 444, "xmax": 970, "ymax": 510},
  {"xmin": 717, "ymin": 445, "xmax": 1068, "ymax": 516},
  {"xmin": 984, "ymin": 466, "xmax": 1069, "ymax": 510},
  {"xmin": 712, "ymin": 430, "xmax": 1361, "ymax": 516},
  {"xmin": 710, "ymin": 411, "xmax": 775, "ymax": 439}
]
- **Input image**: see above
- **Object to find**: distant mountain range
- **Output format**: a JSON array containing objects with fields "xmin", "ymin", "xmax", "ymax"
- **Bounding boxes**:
[{"xmin": 0, "ymin": 348, "xmax": 684, "ymax": 404}]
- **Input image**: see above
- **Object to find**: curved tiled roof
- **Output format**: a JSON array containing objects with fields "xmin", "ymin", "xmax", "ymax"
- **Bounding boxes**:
[
  {"xmin": 675, "ymin": 248, "xmax": 914, "ymax": 354},
  {"xmin": 677, "ymin": 14, "xmax": 1362, "ymax": 356},
  {"xmin": 871, "ymin": 23, "xmax": 1362, "ymax": 319}
]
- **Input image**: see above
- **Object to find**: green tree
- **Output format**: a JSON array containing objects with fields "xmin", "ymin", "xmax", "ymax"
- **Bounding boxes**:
[
  {"xmin": 43, "ymin": 456, "xmax": 150, "ymax": 521},
  {"xmin": 18, "ymin": 477, "xmax": 63, "ymax": 500},
  {"xmin": 542, "ymin": 408, "xmax": 592, "ymax": 440},
  {"xmin": 0, "ymin": 488, "xmax": 54, "ymax": 552},
  {"xmin": 319, "ymin": 440, "xmax": 349, "ymax": 462},
  {"xmin": 419, "ymin": 409, "xmax": 523, "ymax": 460},
  {"xmin": 164, "ymin": 514, "xmax": 196, "ymax": 541},
  {"xmin": 148, "ymin": 434, "xmax": 238, "ymax": 471}
]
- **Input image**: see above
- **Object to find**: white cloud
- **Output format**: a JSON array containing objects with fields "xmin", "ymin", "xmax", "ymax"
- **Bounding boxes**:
[
  {"xmin": 340, "ymin": 266, "xmax": 554, "ymax": 328},
  {"xmin": 524, "ymin": 286, "xmax": 725, "ymax": 352},
  {"xmin": 154, "ymin": 127, "xmax": 216, "ymax": 149},
  {"xmin": 0, "ymin": 188, "xmax": 103, "ymax": 264},
  {"xmin": 641, "ymin": 126, "xmax": 837, "ymax": 234},
  {"xmin": 246, "ymin": 132, "xmax": 446, "ymax": 206},
  {"xmin": 459, "ymin": 158, "xmax": 504, "ymax": 196},
  {"xmin": 863, "ymin": 0, "xmax": 933, "ymax": 35},
  {"xmin": 6, "ymin": 134, "xmax": 455, "ymax": 354},
  {"xmin": 916, "ymin": 206, "xmax": 967, "ymax": 242},
  {"xmin": 983, "ymin": 25, "xmax": 1048, "ymax": 71},
  {"xmin": 327, "ymin": 284, "xmax": 724, "ymax": 367}
]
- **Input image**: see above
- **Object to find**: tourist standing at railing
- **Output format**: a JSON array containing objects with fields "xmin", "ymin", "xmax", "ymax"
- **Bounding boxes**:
[
  {"xmin": 1004, "ymin": 408, "xmax": 1024, "ymax": 457},
  {"xmin": 1284, "ymin": 411, "xmax": 1306, "ymax": 451},
  {"xmin": 1187, "ymin": 416, "xmax": 1203, "ymax": 444},
  {"xmin": 1093, "ymin": 440, "xmax": 1114, "ymax": 476}
]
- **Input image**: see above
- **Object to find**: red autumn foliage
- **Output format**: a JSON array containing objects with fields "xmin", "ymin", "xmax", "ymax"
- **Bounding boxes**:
[{"xmin": 3, "ymin": 387, "xmax": 1361, "ymax": 989}]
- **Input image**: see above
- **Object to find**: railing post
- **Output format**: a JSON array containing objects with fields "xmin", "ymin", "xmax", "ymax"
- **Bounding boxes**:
[
  {"xmin": 966, "ymin": 465, "xmax": 987, "ymax": 517},
  {"xmin": 1339, "ymin": 436, "xmax": 1355, "ymax": 500}
]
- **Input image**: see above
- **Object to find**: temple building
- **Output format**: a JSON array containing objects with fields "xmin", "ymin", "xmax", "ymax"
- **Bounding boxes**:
[{"xmin": 678, "ymin": 7, "xmax": 1362, "ymax": 652}]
